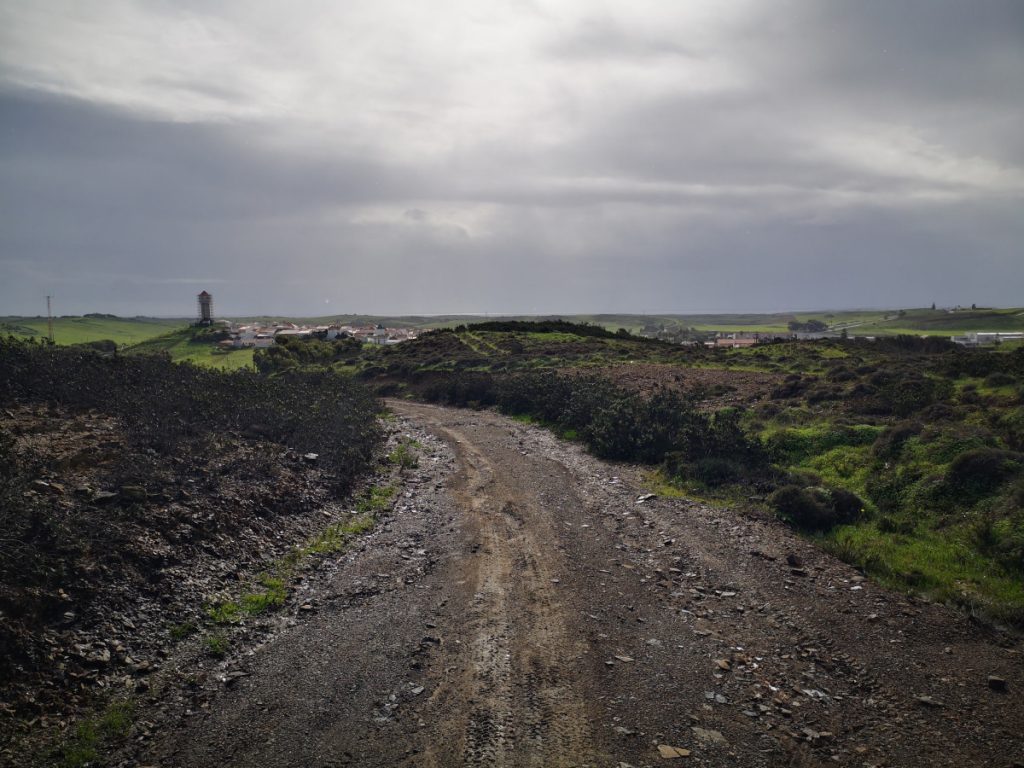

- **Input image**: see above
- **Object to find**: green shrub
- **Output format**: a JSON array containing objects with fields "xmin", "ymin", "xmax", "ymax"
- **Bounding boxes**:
[
  {"xmin": 985, "ymin": 372, "xmax": 1017, "ymax": 388},
  {"xmin": 388, "ymin": 441, "xmax": 419, "ymax": 470},
  {"xmin": 771, "ymin": 484, "xmax": 866, "ymax": 531},
  {"xmin": 872, "ymin": 421, "xmax": 923, "ymax": 460},
  {"xmin": 420, "ymin": 369, "xmax": 766, "ymax": 471},
  {"xmin": 946, "ymin": 449, "xmax": 1023, "ymax": 499},
  {"xmin": 665, "ymin": 456, "xmax": 742, "ymax": 487},
  {"xmin": 204, "ymin": 631, "xmax": 230, "ymax": 657}
]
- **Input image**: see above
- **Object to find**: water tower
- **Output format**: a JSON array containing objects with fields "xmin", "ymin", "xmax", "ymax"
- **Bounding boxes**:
[{"xmin": 196, "ymin": 291, "xmax": 214, "ymax": 325}]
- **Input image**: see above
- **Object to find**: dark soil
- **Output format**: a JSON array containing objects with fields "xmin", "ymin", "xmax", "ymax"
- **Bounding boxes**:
[{"xmin": 0, "ymin": 402, "xmax": 352, "ymax": 753}]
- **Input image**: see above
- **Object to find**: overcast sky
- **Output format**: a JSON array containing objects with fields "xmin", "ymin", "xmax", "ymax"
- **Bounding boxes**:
[{"xmin": 1, "ymin": 1, "xmax": 1022, "ymax": 317}]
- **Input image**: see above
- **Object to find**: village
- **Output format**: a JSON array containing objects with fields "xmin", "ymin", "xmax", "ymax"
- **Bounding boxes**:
[
  {"xmin": 192, "ymin": 291, "xmax": 421, "ymax": 350},
  {"xmin": 192, "ymin": 292, "xmax": 1023, "ymax": 354},
  {"xmin": 215, "ymin": 321, "xmax": 420, "ymax": 350}
]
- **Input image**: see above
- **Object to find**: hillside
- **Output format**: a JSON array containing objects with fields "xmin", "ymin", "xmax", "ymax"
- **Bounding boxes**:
[
  {"xmin": 233, "ymin": 307, "xmax": 1024, "ymax": 338},
  {"xmin": 125, "ymin": 326, "xmax": 254, "ymax": 370},
  {"xmin": 0, "ymin": 315, "xmax": 184, "ymax": 346},
  {"xmin": 4, "ymin": 308, "xmax": 1020, "ymax": 355}
]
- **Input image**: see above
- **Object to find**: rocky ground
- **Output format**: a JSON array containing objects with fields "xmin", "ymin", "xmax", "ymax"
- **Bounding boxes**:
[
  {"xmin": 76, "ymin": 401, "xmax": 1024, "ymax": 768},
  {"xmin": 0, "ymin": 403, "xmax": 389, "ymax": 764}
]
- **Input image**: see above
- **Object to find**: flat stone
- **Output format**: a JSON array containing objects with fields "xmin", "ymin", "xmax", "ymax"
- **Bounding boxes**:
[
  {"xmin": 691, "ymin": 727, "xmax": 727, "ymax": 746},
  {"xmin": 657, "ymin": 744, "xmax": 690, "ymax": 759}
]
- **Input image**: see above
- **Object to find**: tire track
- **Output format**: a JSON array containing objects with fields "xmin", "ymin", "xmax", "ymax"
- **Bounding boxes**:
[{"xmin": 402, "ymin": 410, "xmax": 597, "ymax": 768}]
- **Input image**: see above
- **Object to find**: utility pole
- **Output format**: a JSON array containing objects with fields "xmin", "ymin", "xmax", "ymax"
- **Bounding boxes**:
[{"xmin": 46, "ymin": 295, "xmax": 54, "ymax": 343}]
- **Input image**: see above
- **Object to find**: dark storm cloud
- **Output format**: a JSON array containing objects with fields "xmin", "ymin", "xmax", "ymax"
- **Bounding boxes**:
[
  {"xmin": 0, "ymin": 1, "xmax": 1022, "ymax": 316},
  {"xmin": 0, "ymin": 90, "xmax": 427, "ymax": 221}
]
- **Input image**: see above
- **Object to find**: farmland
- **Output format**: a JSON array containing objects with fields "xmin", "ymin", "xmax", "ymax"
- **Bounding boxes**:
[
  {"xmin": 0, "ymin": 315, "xmax": 183, "ymax": 346},
  {"xmin": 125, "ymin": 327, "xmax": 255, "ymax": 370}
]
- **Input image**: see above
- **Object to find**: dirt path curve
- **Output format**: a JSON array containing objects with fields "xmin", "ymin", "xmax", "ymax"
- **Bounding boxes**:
[{"xmin": 140, "ymin": 402, "xmax": 1023, "ymax": 768}]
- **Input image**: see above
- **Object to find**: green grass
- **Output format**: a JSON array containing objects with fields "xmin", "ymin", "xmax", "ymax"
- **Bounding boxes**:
[
  {"xmin": 804, "ymin": 445, "xmax": 875, "ymax": 499},
  {"xmin": 825, "ymin": 523, "xmax": 1024, "ymax": 625},
  {"xmin": 204, "ymin": 630, "xmax": 230, "ymax": 657},
  {"xmin": 175, "ymin": 344, "xmax": 255, "ymax": 371},
  {"xmin": 168, "ymin": 621, "xmax": 198, "ymax": 640},
  {"xmin": 388, "ymin": 440, "xmax": 419, "ymax": 470},
  {"xmin": 765, "ymin": 424, "xmax": 884, "ymax": 463},
  {"xmin": 55, "ymin": 700, "xmax": 135, "ymax": 768},
  {"xmin": 1, "ymin": 315, "xmax": 183, "ymax": 346},
  {"xmin": 355, "ymin": 483, "xmax": 397, "ymax": 514},
  {"xmin": 207, "ymin": 573, "xmax": 288, "ymax": 624},
  {"xmin": 303, "ymin": 514, "xmax": 376, "ymax": 555},
  {"xmin": 641, "ymin": 469, "xmax": 690, "ymax": 499},
  {"xmin": 125, "ymin": 326, "xmax": 255, "ymax": 370},
  {"xmin": 205, "ymin": 484, "xmax": 393, "ymax": 627}
]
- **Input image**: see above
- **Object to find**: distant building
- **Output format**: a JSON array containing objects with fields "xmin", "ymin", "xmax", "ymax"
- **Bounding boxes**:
[
  {"xmin": 951, "ymin": 332, "xmax": 1024, "ymax": 347},
  {"xmin": 712, "ymin": 333, "xmax": 761, "ymax": 348},
  {"xmin": 196, "ymin": 291, "xmax": 214, "ymax": 326}
]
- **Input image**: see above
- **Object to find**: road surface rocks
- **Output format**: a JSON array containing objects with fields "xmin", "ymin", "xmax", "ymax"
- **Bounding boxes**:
[{"xmin": 144, "ymin": 402, "xmax": 1023, "ymax": 768}]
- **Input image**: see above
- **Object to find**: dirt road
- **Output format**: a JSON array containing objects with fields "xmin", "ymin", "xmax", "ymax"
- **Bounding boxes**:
[{"xmin": 141, "ymin": 402, "xmax": 1023, "ymax": 767}]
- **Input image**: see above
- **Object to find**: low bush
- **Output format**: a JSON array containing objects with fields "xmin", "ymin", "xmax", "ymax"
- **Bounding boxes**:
[
  {"xmin": 985, "ymin": 372, "xmax": 1017, "ymax": 388},
  {"xmin": 771, "ymin": 484, "xmax": 866, "ymax": 531},
  {"xmin": 666, "ymin": 456, "xmax": 743, "ymax": 487},
  {"xmin": 872, "ymin": 421, "xmax": 923, "ymax": 460},
  {"xmin": 946, "ymin": 449, "xmax": 1023, "ymax": 500},
  {"xmin": 416, "ymin": 369, "xmax": 766, "ymax": 472}
]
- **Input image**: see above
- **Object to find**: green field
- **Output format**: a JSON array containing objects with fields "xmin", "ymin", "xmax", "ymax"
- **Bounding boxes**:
[
  {"xmin": 8, "ymin": 307, "xmax": 1016, "ymax": 349},
  {"xmin": 0, "ymin": 315, "xmax": 184, "ymax": 346},
  {"xmin": 125, "ymin": 327, "xmax": 254, "ymax": 370},
  {"xmin": 234, "ymin": 307, "xmax": 1024, "ymax": 338}
]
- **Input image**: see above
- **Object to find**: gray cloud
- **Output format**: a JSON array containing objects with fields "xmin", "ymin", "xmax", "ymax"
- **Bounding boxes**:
[{"xmin": 1, "ymin": 1, "xmax": 1022, "ymax": 316}]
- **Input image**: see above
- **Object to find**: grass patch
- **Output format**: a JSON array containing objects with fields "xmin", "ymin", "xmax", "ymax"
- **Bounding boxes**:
[
  {"xmin": 825, "ymin": 523, "xmax": 1024, "ymax": 626},
  {"xmin": 803, "ymin": 445, "xmax": 875, "ymax": 499},
  {"xmin": 204, "ymin": 483, "xmax": 391, "ymax": 632},
  {"xmin": 1, "ymin": 315, "xmax": 182, "ymax": 346},
  {"xmin": 206, "ymin": 601, "xmax": 244, "ymax": 625},
  {"xmin": 641, "ymin": 469, "xmax": 690, "ymax": 499},
  {"xmin": 241, "ymin": 574, "xmax": 287, "ymax": 614},
  {"xmin": 207, "ymin": 574, "xmax": 288, "ymax": 624},
  {"xmin": 388, "ymin": 440, "xmax": 419, "ymax": 469},
  {"xmin": 55, "ymin": 699, "xmax": 135, "ymax": 768},
  {"xmin": 303, "ymin": 514, "xmax": 376, "ymax": 555},
  {"xmin": 356, "ymin": 483, "xmax": 397, "ymax": 514},
  {"xmin": 125, "ymin": 326, "xmax": 255, "ymax": 370},
  {"xmin": 168, "ymin": 620, "xmax": 198, "ymax": 641},
  {"xmin": 204, "ymin": 630, "xmax": 230, "ymax": 657}
]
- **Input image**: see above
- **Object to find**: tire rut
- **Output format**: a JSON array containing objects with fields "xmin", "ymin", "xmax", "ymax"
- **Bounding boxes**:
[{"xmin": 412, "ymin": 419, "xmax": 596, "ymax": 768}]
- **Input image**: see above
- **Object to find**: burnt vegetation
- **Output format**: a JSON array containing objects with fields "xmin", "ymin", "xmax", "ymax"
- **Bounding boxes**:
[{"xmin": 0, "ymin": 338, "xmax": 383, "ymax": 725}]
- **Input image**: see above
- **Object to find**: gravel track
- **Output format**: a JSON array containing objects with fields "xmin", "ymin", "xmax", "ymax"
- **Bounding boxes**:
[{"xmin": 139, "ymin": 401, "xmax": 1024, "ymax": 768}]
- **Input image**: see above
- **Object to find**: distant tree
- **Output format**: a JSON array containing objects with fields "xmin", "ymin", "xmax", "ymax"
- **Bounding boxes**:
[
  {"xmin": 898, "ymin": 309, "xmax": 907, "ymax": 318},
  {"xmin": 931, "ymin": 302, "xmax": 936, "ymax": 310},
  {"xmin": 787, "ymin": 319, "xmax": 828, "ymax": 333},
  {"xmin": 972, "ymin": 303, "xmax": 977, "ymax": 310}
]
